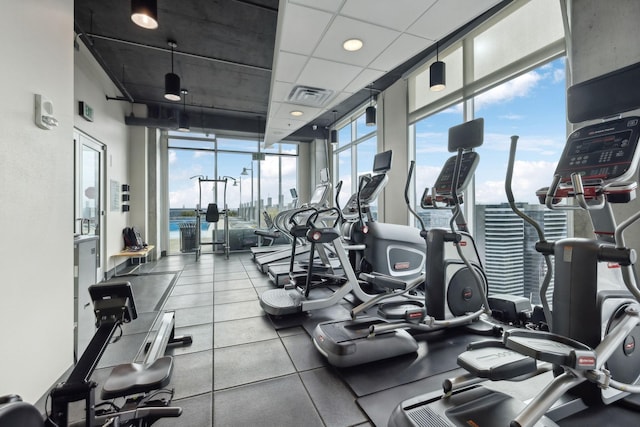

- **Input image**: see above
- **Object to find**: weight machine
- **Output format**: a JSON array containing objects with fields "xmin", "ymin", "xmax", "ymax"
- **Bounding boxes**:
[{"xmin": 191, "ymin": 176, "xmax": 235, "ymax": 260}]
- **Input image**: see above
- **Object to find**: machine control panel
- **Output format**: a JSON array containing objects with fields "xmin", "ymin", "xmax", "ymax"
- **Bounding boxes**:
[
  {"xmin": 432, "ymin": 151, "xmax": 480, "ymax": 196},
  {"xmin": 556, "ymin": 117, "xmax": 640, "ymax": 184},
  {"xmin": 342, "ymin": 173, "xmax": 388, "ymax": 218}
]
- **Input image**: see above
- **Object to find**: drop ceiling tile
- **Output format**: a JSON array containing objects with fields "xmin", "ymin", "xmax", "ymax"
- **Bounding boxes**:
[
  {"xmin": 343, "ymin": 68, "xmax": 386, "ymax": 93},
  {"xmin": 289, "ymin": 0, "xmax": 343, "ymax": 13},
  {"xmin": 339, "ymin": 0, "xmax": 437, "ymax": 31},
  {"xmin": 407, "ymin": 0, "xmax": 499, "ymax": 40},
  {"xmin": 326, "ymin": 91, "xmax": 356, "ymax": 111},
  {"xmin": 274, "ymin": 51, "xmax": 308, "ymax": 84},
  {"xmin": 296, "ymin": 57, "xmax": 363, "ymax": 93},
  {"xmin": 313, "ymin": 16, "xmax": 400, "ymax": 67},
  {"xmin": 369, "ymin": 33, "xmax": 432, "ymax": 72},
  {"xmin": 275, "ymin": 103, "xmax": 323, "ymax": 120},
  {"xmin": 268, "ymin": 116, "xmax": 307, "ymax": 131},
  {"xmin": 267, "ymin": 101, "xmax": 282, "ymax": 119},
  {"xmin": 279, "ymin": 3, "xmax": 334, "ymax": 56},
  {"xmin": 270, "ymin": 82, "xmax": 294, "ymax": 102}
]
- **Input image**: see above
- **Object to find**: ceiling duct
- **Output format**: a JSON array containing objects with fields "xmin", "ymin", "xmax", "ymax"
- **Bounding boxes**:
[{"xmin": 287, "ymin": 85, "xmax": 334, "ymax": 107}]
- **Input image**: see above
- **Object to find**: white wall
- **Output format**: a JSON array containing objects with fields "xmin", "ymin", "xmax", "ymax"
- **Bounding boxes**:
[
  {"xmin": 74, "ymin": 39, "xmax": 130, "ymax": 270},
  {"xmin": 0, "ymin": 0, "xmax": 134, "ymax": 401},
  {"xmin": 128, "ymin": 126, "xmax": 149, "ymax": 240},
  {"xmin": 0, "ymin": 0, "xmax": 75, "ymax": 402}
]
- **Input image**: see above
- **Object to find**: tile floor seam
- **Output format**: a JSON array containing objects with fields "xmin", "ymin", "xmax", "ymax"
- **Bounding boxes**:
[{"xmin": 277, "ymin": 332, "xmax": 329, "ymax": 426}]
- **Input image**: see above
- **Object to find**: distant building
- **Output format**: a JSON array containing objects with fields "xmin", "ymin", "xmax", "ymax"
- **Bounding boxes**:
[
  {"xmin": 417, "ymin": 209, "xmax": 453, "ymax": 229},
  {"xmin": 475, "ymin": 203, "xmax": 567, "ymax": 304}
]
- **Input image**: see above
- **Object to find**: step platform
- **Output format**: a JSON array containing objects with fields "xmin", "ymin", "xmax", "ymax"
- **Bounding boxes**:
[
  {"xmin": 504, "ymin": 329, "xmax": 597, "ymax": 370},
  {"xmin": 313, "ymin": 317, "xmax": 418, "ymax": 367},
  {"xmin": 389, "ymin": 385, "xmax": 558, "ymax": 427},
  {"xmin": 457, "ymin": 339, "xmax": 538, "ymax": 381}
]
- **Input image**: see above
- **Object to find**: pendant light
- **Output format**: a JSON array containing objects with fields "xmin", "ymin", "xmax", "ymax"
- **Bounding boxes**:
[
  {"xmin": 178, "ymin": 89, "xmax": 190, "ymax": 132},
  {"xmin": 165, "ymin": 40, "xmax": 181, "ymax": 101},
  {"xmin": 131, "ymin": 0, "xmax": 158, "ymax": 29},
  {"xmin": 365, "ymin": 86, "xmax": 376, "ymax": 126},
  {"xmin": 330, "ymin": 110, "xmax": 338, "ymax": 145},
  {"xmin": 430, "ymin": 41, "xmax": 446, "ymax": 92}
]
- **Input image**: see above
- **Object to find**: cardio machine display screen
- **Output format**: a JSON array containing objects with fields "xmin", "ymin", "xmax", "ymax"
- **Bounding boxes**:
[
  {"xmin": 556, "ymin": 117, "xmax": 640, "ymax": 183},
  {"xmin": 360, "ymin": 174, "xmax": 386, "ymax": 201},
  {"xmin": 432, "ymin": 152, "xmax": 479, "ymax": 196},
  {"xmin": 309, "ymin": 184, "xmax": 329, "ymax": 205}
]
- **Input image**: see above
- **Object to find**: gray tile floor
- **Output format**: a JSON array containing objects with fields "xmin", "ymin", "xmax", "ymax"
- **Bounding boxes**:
[
  {"xmin": 145, "ymin": 252, "xmax": 372, "ymax": 427},
  {"xmin": 37, "ymin": 251, "xmax": 640, "ymax": 426}
]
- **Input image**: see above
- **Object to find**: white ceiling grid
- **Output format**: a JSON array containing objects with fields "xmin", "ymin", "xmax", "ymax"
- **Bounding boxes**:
[{"xmin": 264, "ymin": 0, "xmax": 501, "ymax": 146}]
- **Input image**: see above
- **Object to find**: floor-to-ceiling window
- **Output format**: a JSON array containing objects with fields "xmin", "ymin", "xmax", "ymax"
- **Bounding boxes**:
[
  {"xmin": 333, "ymin": 109, "xmax": 378, "ymax": 216},
  {"xmin": 472, "ymin": 57, "xmax": 567, "ymax": 304},
  {"xmin": 167, "ymin": 132, "xmax": 298, "ymax": 254},
  {"xmin": 411, "ymin": 103, "xmax": 464, "ymax": 228},
  {"xmin": 407, "ymin": 0, "xmax": 566, "ymax": 303}
]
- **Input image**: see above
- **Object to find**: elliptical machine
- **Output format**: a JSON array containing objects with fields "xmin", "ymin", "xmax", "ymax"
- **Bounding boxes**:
[
  {"xmin": 313, "ymin": 118, "xmax": 496, "ymax": 367},
  {"xmin": 388, "ymin": 64, "xmax": 640, "ymax": 427},
  {"xmin": 259, "ymin": 150, "xmax": 425, "ymax": 317}
]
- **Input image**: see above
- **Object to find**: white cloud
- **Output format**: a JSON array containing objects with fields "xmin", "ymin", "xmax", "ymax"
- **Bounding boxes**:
[
  {"xmin": 476, "ymin": 159, "xmax": 557, "ymax": 204},
  {"xmin": 499, "ymin": 113, "xmax": 524, "ymax": 120},
  {"xmin": 415, "ymin": 165, "xmax": 444, "ymax": 195},
  {"xmin": 553, "ymin": 67, "xmax": 565, "ymax": 84},
  {"xmin": 476, "ymin": 70, "xmax": 543, "ymax": 111},
  {"xmin": 482, "ymin": 132, "xmax": 562, "ymax": 157}
]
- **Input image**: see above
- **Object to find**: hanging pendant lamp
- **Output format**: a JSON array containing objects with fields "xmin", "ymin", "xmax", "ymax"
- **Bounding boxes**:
[
  {"xmin": 178, "ymin": 89, "xmax": 190, "ymax": 131},
  {"xmin": 365, "ymin": 86, "xmax": 376, "ymax": 126},
  {"xmin": 330, "ymin": 110, "xmax": 338, "ymax": 145},
  {"xmin": 131, "ymin": 0, "xmax": 158, "ymax": 29},
  {"xmin": 430, "ymin": 41, "xmax": 446, "ymax": 92},
  {"xmin": 165, "ymin": 40, "xmax": 181, "ymax": 101}
]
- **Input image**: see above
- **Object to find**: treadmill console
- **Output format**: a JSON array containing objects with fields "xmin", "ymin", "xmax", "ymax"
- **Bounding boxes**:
[
  {"xmin": 555, "ymin": 116, "xmax": 640, "ymax": 184},
  {"xmin": 432, "ymin": 151, "xmax": 480, "ymax": 197}
]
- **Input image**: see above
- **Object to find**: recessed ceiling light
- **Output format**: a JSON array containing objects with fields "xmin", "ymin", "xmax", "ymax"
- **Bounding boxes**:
[
  {"xmin": 343, "ymin": 38, "xmax": 363, "ymax": 52},
  {"xmin": 290, "ymin": 110, "xmax": 304, "ymax": 117}
]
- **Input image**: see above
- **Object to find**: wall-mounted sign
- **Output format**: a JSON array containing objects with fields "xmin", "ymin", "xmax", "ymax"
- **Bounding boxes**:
[{"xmin": 79, "ymin": 101, "xmax": 94, "ymax": 122}]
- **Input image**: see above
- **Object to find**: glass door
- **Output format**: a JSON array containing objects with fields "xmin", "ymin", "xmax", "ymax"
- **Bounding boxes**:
[{"xmin": 75, "ymin": 132, "xmax": 104, "ymax": 280}]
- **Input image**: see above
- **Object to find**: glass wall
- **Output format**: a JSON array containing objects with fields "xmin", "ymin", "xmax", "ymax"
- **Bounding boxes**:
[
  {"xmin": 333, "ymin": 109, "xmax": 377, "ymax": 216},
  {"xmin": 472, "ymin": 58, "xmax": 567, "ymax": 304},
  {"xmin": 411, "ymin": 103, "xmax": 464, "ymax": 229},
  {"xmin": 407, "ymin": 0, "xmax": 567, "ymax": 304},
  {"xmin": 168, "ymin": 132, "xmax": 298, "ymax": 254}
]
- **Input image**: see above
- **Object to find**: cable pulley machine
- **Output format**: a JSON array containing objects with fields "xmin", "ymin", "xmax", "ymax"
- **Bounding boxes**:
[{"xmin": 192, "ymin": 176, "xmax": 235, "ymax": 260}]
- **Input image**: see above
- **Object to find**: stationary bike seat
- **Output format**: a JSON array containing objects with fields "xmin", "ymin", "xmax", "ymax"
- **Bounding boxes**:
[{"xmin": 101, "ymin": 356, "xmax": 173, "ymax": 399}]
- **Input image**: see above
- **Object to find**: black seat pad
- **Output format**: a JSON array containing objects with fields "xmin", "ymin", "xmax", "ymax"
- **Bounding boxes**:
[
  {"xmin": 0, "ymin": 401, "xmax": 43, "ymax": 427},
  {"xmin": 101, "ymin": 356, "xmax": 173, "ymax": 399},
  {"xmin": 206, "ymin": 204, "xmax": 219, "ymax": 223}
]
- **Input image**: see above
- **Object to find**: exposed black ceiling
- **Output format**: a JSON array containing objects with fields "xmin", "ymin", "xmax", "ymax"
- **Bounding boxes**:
[{"xmin": 75, "ymin": 0, "xmax": 278, "ymax": 138}]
